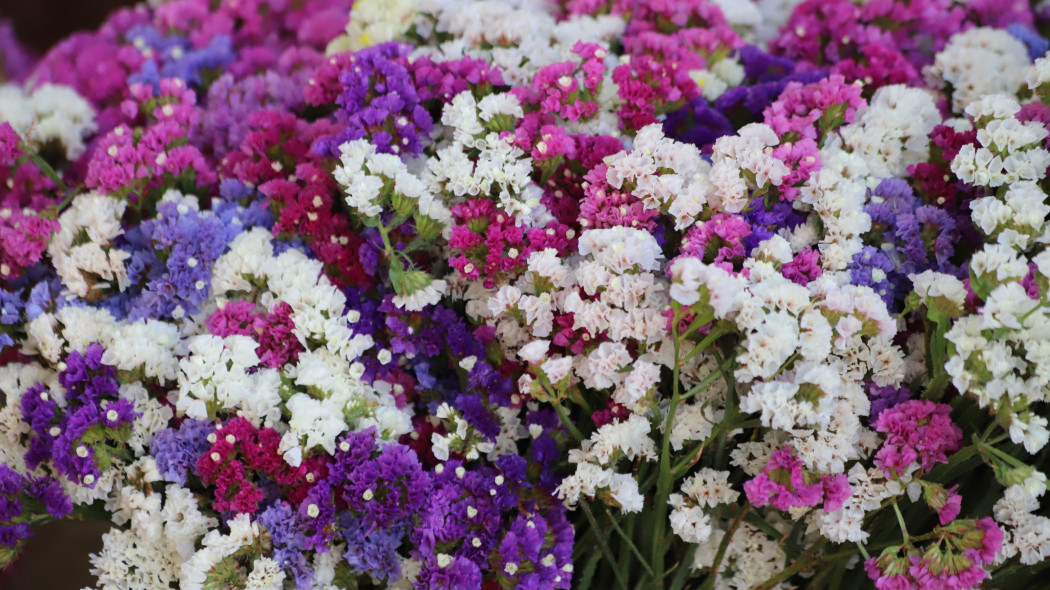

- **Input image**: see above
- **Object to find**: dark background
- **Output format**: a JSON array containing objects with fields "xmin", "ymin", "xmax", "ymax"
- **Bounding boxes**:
[
  {"xmin": 0, "ymin": 2, "xmax": 138, "ymax": 587},
  {"xmin": 1, "ymin": 0, "xmax": 136, "ymax": 53}
]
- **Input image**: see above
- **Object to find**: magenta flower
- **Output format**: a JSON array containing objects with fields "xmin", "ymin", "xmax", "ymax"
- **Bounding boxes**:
[
  {"xmin": 744, "ymin": 447, "xmax": 851, "ymax": 512},
  {"xmin": 874, "ymin": 400, "xmax": 962, "ymax": 478}
]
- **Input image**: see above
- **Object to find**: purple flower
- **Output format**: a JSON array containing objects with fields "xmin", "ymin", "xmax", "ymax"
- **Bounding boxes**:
[
  {"xmin": 1007, "ymin": 23, "xmax": 1050, "ymax": 60},
  {"xmin": 416, "ymin": 554, "xmax": 482, "ymax": 589},
  {"xmin": 257, "ymin": 501, "xmax": 313, "ymax": 588},
  {"xmin": 126, "ymin": 199, "xmax": 236, "ymax": 321},
  {"xmin": 328, "ymin": 429, "xmax": 429, "ymax": 530},
  {"xmin": 311, "ymin": 43, "xmax": 433, "ymax": 159},
  {"xmin": 19, "ymin": 383, "xmax": 57, "ymax": 440},
  {"xmin": 867, "ymin": 384, "xmax": 914, "ymax": 425},
  {"xmin": 340, "ymin": 514, "xmax": 407, "ymax": 582},
  {"xmin": 27, "ymin": 477, "xmax": 72, "ymax": 519},
  {"xmin": 850, "ymin": 246, "xmax": 899, "ymax": 308},
  {"xmin": 151, "ymin": 419, "xmax": 215, "ymax": 486}
]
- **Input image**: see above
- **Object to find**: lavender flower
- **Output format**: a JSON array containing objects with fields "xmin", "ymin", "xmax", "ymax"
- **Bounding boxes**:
[
  {"xmin": 311, "ymin": 42, "xmax": 433, "ymax": 158},
  {"xmin": 150, "ymin": 419, "xmax": 215, "ymax": 486}
]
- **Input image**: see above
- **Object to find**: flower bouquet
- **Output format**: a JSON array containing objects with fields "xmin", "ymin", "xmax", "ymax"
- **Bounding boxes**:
[{"xmin": 2, "ymin": 0, "xmax": 1050, "ymax": 588}]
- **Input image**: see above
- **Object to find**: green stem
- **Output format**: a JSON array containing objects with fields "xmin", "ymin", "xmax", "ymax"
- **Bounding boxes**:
[
  {"xmin": 980, "ymin": 442, "xmax": 1030, "ymax": 469},
  {"xmin": 649, "ymin": 320, "xmax": 683, "ymax": 584},
  {"xmin": 604, "ymin": 506, "xmax": 656, "ymax": 578},
  {"xmin": 18, "ymin": 143, "xmax": 68, "ymax": 192},
  {"xmin": 892, "ymin": 498, "xmax": 910, "ymax": 540},
  {"xmin": 554, "ymin": 402, "xmax": 585, "ymax": 442},
  {"xmin": 580, "ymin": 501, "xmax": 630, "ymax": 590}
]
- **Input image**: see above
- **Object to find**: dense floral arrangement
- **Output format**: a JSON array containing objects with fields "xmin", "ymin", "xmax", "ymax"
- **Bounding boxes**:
[{"xmin": 3, "ymin": 0, "xmax": 1050, "ymax": 588}]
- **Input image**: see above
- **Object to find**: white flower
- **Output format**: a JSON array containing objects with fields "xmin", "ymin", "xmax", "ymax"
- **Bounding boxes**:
[
  {"xmin": 518, "ymin": 339, "xmax": 551, "ymax": 364},
  {"xmin": 669, "ymin": 494, "xmax": 713, "ymax": 543},
  {"xmin": 392, "ymin": 278, "xmax": 446, "ymax": 311}
]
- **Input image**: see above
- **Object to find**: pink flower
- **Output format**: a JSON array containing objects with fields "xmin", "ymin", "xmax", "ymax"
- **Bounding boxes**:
[
  {"xmin": 0, "ymin": 208, "xmax": 59, "ymax": 280},
  {"xmin": 971, "ymin": 517, "xmax": 1003, "ymax": 564},
  {"xmin": 744, "ymin": 447, "xmax": 849, "ymax": 512},
  {"xmin": 864, "ymin": 558, "xmax": 920, "ymax": 590},
  {"xmin": 678, "ymin": 213, "xmax": 752, "ymax": 266},
  {"xmin": 874, "ymin": 400, "xmax": 962, "ymax": 478},
  {"xmin": 782, "ymin": 249, "xmax": 822, "ymax": 285},
  {"xmin": 821, "ymin": 473, "xmax": 851, "ymax": 512},
  {"xmin": 763, "ymin": 75, "xmax": 866, "ymax": 144},
  {"xmin": 938, "ymin": 491, "xmax": 962, "ymax": 525}
]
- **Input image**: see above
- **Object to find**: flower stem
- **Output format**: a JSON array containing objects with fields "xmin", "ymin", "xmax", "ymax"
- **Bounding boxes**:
[{"xmin": 892, "ymin": 498, "xmax": 910, "ymax": 540}]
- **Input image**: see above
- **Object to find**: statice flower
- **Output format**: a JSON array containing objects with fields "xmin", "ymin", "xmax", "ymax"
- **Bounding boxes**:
[
  {"xmin": 124, "ymin": 191, "xmax": 237, "ymax": 320},
  {"xmin": 743, "ymin": 447, "xmax": 850, "ymax": 512},
  {"xmin": 874, "ymin": 400, "xmax": 962, "ymax": 478},
  {"xmin": 925, "ymin": 28, "xmax": 1030, "ymax": 113},
  {"xmin": 0, "ymin": 206, "xmax": 58, "ymax": 282},
  {"xmin": 150, "ymin": 419, "xmax": 214, "ymax": 486},
  {"xmin": 310, "ymin": 42, "xmax": 432, "ymax": 158}
]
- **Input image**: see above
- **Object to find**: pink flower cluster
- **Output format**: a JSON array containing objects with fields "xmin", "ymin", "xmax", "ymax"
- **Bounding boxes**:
[
  {"xmin": 206, "ymin": 300, "xmax": 304, "ymax": 368},
  {"xmin": 195, "ymin": 417, "xmax": 330, "ymax": 514},
  {"xmin": 0, "ymin": 207, "xmax": 58, "ymax": 281},
  {"xmin": 874, "ymin": 400, "xmax": 963, "ymax": 478},
  {"xmin": 864, "ymin": 518, "xmax": 1003, "ymax": 590},
  {"xmin": 744, "ymin": 447, "xmax": 851, "ymax": 512},
  {"xmin": 448, "ymin": 199, "xmax": 573, "ymax": 288},
  {"xmin": 86, "ymin": 79, "xmax": 215, "ymax": 198}
]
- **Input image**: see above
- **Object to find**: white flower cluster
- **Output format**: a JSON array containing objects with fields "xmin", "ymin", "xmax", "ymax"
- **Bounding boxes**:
[
  {"xmin": 326, "ymin": 0, "xmax": 421, "ymax": 54},
  {"xmin": 994, "ymin": 472, "xmax": 1050, "ymax": 565},
  {"xmin": 334, "ymin": 138, "xmax": 451, "ymax": 228},
  {"xmin": 691, "ymin": 57, "xmax": 746, "ymax": 102},
  {"xmin": 944, "ymin": 277, "xmax": 1050, "ymax": 453},
  {"xmin": 175, "ymin": 334, "xmax": 283, "ymax": 424},
  {"xmin": 484, "ymin": 227, "xmax": 669, "ymax": 411},
  {"xmin": 556, "ymin": 413, "xmax": 657, "ymax": 513},
  {"xmin": 90, "ymin": 484, "xmax": 216, "ymax": 590},
  {"xmin": 672, "ymin": 256, "xmax": 901, "ymax": 473},
  {"xmin": 692, "ymin": 522, "xmax": 787, "ymax": 590},
  {"xmin": 708, "ymin": 123, "xmax": 791, "ymax": 213},
  {"xmin": 798, "ymin": 141, "xmax": 874, "ymax": 272},
  {"xmin": 410, "ymin": 0, "xmax": 624, "ymax": 86},
  {"xmin": 46, "ymin": 192, "xmax": 131, "ymax": 300},
  {"xmin": 924, "ymin": 27, "xmax": 1030, "ymax": 113},
  {"xmin": 425, "ymin": 91, "xmax": 544, "ymax": 220},
  {"xmin": 0, "ymin": 82, "xmax": 97, "ymax": 159},
  {"xmin": 180, "ymin": 513, "xmax": 262, "ymax": 590},
  {"xmin": 951, "ymin": 95, "xmax": 1050, "ymax": 188},
  {"xmin": 841, "ymin": 85, "xmax": 941, "ymax": 178},
  {"xmin": 940, "ymin": 95, "xmax": 1050, "ymax": 455},
  {"xmin": 602, "ymin": 123, "xmax": 711, "ymax": 230},
  {"xmin": 668, "ymin": 469, "xmax": 741, "ymax": 544},
  {"xmin": 970, "ymin": 181, "xmax": 1050, "ymax": 250}
]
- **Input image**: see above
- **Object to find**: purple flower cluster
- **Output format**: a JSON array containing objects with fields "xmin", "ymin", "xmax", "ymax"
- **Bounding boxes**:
[
  {"xmin": 310, "ymin": 42, "xmax": 433, "ymax": 158},
  {"xmin": 664, "ymin": 45, "xmax": 827, "ymax": 151},
  {"xmin": 20, "ymin": 344, "xmax": 138, "ymax": 487},
  {"xmin": 123, "ymin": 197, "xmax": 237, "ymax": 320},
  {"xmin": 0, "ymin": 287, "xmax": 22, "ymax": 352},
  {"xmin": 150, "ymin": 418, "xmax": 215, "ymax": 486},
  {"xmin": 124, "ymin": 25, "xmax": 235, "ymax": 91},
  {"xmin": 866, "ymin": 178, "xmax": 961, "ymax": 287},
  {"xmin": 0, "ymin": 464, "xmax": 72, "ymax": 549}
]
